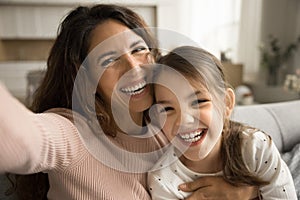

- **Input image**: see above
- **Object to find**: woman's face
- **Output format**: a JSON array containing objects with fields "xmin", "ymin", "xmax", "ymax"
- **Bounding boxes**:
[
  {"xmin": 88, "ymin": 19, "xmax": 153, "ymax": 114},
  {"xmin": 154, "ymin": 70, "xmax": 224, "ymax": 162}
]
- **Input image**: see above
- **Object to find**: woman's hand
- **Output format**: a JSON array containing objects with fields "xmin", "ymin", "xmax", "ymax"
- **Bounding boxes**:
[{"xmin": 178, "ymin": 176, "xmax": 258, "ymax": 200}]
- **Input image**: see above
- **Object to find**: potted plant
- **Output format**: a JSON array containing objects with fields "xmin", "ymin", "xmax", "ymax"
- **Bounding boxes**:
[{"xmin": 259, "ymin": 35, "xmax": 300, "ymax": 86}]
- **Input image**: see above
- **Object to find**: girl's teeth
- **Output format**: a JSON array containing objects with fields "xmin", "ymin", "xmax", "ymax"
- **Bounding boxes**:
[
  {"xmin": 184, "ymin": 135, "xmax": 202, "ymax": 143},
  {"xmin": 179, "ymin": 130, "xmax": 205, "ymax": 142}
]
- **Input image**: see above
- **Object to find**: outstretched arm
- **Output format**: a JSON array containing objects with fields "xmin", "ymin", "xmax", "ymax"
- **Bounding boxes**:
[
  {"xmin": 179, "ymin": 176, "xmax": 258, "ymax": 200},
  {"xmin": 0, "ymin": 83, "xmax": 81, "ymax": 174},
  {"xmin": 0, "ymin": 83, "xmax": 44, "ymax": 173}
]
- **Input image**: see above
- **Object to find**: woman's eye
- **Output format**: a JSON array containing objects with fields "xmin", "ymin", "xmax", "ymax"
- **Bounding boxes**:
[
  {"xmin": 101, "ymin": 57, "xmax": 118, "ymax": 67},
  {"xmin": 132, "ymin": 46, "xmax": 148, "ymax": 54},
  {"xmin": 191, "ymin": 99, "xmax": 209, "ymax": 107}
]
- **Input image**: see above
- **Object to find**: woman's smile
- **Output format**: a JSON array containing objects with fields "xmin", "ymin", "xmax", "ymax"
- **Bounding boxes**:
[{"xmin": 120, "ymin": 79, "xmax": 147, "ymax": 97}]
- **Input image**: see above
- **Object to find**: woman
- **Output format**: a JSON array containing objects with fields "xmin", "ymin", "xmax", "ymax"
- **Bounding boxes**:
[{"xmin": 0, "ymin": 4, "xmax": 256, "ymax": 200}]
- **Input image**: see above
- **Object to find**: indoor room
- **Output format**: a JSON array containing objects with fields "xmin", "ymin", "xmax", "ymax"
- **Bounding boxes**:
[{"xmin": 0, "ymin": 0, "xmax": 299, "ymax": 199}]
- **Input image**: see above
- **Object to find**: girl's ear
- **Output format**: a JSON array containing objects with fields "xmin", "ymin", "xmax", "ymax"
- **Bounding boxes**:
[{"xmin": 225, "ymin": 88, "xmax": 235, "ymax": 117}]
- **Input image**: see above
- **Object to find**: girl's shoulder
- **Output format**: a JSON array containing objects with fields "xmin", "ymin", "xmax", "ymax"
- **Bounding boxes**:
[
  {"xmin": 240, "ymin": 128, "xmax": 271, "ymax": 146},
  {"xmin": 239, "ymin": 129, "xmax": 280, "ymax": 172}
]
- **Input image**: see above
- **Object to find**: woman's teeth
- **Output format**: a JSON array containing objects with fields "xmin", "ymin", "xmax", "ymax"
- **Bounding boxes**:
[
  {"xmin": 120, "ymin": 81, "xmax": 146, "ymax": 95},
  {"xmin": 179, "ymin": 129, "xmax": 206, "ymax": 143}
]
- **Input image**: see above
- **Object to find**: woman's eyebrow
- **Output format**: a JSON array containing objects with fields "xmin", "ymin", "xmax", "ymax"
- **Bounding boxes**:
[
  {"xmin": 96, "ymin": 40, "xmax": 145, "ymax": 63},
  {"xmin": 130, "ymin": 40, "xmax": 145, "ymax": 48}
]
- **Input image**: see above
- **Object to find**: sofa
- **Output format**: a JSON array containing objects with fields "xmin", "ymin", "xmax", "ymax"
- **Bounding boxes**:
[
  {"xmin": 232, "ymin": 100, "xmax": 300, "ymax": 153},
  {"xmin": 1, "ymin": 100, "xmax": 300, "ymax": 199},
  {"xmin": 232, "ymin": 100, "xmax": 300, "ymax": 198}
]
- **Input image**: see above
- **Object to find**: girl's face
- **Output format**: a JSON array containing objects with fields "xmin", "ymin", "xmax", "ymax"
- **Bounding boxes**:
[
  {"xmin": 154, "ymin": 70, "xmax": 229, "ymax": 162},
  {"xmin": 88, "ymin": 20, "xmax": 153, "ymax": 115}
]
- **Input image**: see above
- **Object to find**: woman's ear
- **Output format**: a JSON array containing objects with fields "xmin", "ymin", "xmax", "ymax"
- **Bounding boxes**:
[{"xmin": 225, "ymin": 88, "xmax": 235, "ymax": 117}]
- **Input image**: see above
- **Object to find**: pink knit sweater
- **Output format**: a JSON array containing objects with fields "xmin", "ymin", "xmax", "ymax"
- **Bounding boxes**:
[{"xmin": 0, "ymin": 83, "xmax": 168, "ymax": 199}]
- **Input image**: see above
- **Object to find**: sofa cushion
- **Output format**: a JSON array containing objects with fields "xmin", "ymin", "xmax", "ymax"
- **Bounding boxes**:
[
  {"xmin": 231, "ymin": 100, "xmax": 300, "ymax": 153},
  {"xmin": 282, "ymin": 143, "xmax": 300, "ymax": 199}
]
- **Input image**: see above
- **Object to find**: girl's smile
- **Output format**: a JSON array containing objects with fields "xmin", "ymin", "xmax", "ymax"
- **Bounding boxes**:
[{"xmin": 177, "ymin": 128, "xmax": 208, "ymax": 146}]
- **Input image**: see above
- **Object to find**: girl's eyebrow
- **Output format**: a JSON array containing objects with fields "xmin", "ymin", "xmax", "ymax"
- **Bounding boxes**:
[
  {"xmin": 156, "ymin": 100, "xmax": 171, "ymax": 104},
  {"xmin": 187, "ymin": 90, "xmax": 201, "ymax": 99},
  {"xmin": 156, "ymin": 91, "xmax": 202, "ymax": 104}
]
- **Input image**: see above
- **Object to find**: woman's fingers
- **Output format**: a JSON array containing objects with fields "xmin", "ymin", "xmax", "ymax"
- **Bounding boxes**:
[
  {"xmin": 178, "ymin": 176, "xmax": 258, "ymax": 200},
  {"xmin": 179, "ymin": 176, "xmax": 214, "ymax": 192}
]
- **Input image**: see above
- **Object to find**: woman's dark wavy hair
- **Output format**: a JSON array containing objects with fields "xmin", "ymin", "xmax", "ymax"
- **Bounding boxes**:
[
  {"xmin": 7, "ymin": 4, "xmax": 159, "ymax": 199},
  {"xmin": 157, "ymin": 46, "xmax": 269, "ymax": 187}
]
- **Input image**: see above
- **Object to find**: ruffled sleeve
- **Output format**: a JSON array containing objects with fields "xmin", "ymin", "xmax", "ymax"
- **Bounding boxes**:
[{"xmin": 241, "ymin": 130, "xmax": 297, "ymax": 199}]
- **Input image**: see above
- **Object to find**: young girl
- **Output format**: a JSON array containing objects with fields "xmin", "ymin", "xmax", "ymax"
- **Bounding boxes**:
[{"xmin": 148, "ymin": 46, "xmax": 297, "ymax": 199}]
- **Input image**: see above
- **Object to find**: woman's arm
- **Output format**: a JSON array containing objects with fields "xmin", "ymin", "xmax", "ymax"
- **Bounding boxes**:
[
  {"xmin": 0, "ymin": 83, "xmax": 44, "ymax": 173},
  {"xmin": 179, "ymin": 176, "xmax": 258, "ymax": 200},
  {"xmin": 0, "ymin": 83, "xmax": 82, "ymax": 174}
]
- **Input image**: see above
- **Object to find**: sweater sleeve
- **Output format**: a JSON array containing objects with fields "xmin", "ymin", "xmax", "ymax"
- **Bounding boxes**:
[
  {"xmin": 0, "ymin": 82, "xmax": 84, "ymax": 174},
  {"xmin": 241, "ymin": 131, "xmax": 297, "ymax": 199}
]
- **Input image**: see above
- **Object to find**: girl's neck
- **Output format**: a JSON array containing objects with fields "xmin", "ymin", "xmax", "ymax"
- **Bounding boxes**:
[{"xmin": 179, "ymin": 139, "xmax": 223, "ymax": 173}]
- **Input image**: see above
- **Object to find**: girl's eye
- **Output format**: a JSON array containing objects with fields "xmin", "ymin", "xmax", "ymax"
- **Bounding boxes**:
[
  {"xmin": 191, "ymin": 99, "xmax": 209, "ymax": 107},
  {"xmin": 132, "ymin": 46, "xmax": 148, "ymax": 54},
  {"xmin": 159, "ymin": 106, "xmax": 174, "ymax": 113}
]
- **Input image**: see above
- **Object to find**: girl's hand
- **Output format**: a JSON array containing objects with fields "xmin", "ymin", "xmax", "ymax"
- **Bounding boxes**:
[{"xmin": 178, "ymin": 176, "xmax": 258, "ymax": 200}]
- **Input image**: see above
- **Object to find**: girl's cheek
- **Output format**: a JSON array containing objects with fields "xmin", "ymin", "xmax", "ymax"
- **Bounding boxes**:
[{"xmin": 162, "ymin": 123, "xmax": 173, "ymax": 139}]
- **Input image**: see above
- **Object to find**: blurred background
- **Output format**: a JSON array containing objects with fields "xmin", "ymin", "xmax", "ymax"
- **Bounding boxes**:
[{"xmin": 0, "ymin": 0, "xmax": 299, "ymax": 105}]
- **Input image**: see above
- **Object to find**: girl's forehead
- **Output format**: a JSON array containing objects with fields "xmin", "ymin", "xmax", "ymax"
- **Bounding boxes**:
[
  {"xmin": 156, "ymin": 68, "xmax": 207, "ymax": 91},
  {"xmin": 155, "ymin": 69, "xmax": 209, "ymax": 101},
  {"xmin": 189, "ymin": 78, "xmax": 208, "ymax": 93}
]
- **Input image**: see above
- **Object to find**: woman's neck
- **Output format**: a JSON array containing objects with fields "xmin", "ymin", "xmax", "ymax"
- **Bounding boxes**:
[{"xmin": 117, "ymin": 111, "xmax": 145, "ymax": 135}]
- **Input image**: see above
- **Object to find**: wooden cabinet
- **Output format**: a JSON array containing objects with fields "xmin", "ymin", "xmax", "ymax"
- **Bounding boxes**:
[
  {"xmin": 0, "ymin": 5, "xmax": 74, "ymax": 39},
  {"xmin": 0, "ymin": 1, "xmax": 158, "ymax": 39},
  {"xmin": 222, "ymin": 62, "xmax": 243, "ymax": 88}
]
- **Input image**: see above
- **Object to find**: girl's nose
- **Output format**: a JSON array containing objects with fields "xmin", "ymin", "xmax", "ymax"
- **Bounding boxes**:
[{"xmin": 181, "ymin": 113, "xmax": 195, "ymax": 124}]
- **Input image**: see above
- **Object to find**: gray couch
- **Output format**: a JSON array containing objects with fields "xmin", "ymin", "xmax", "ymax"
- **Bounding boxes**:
[
  {"xmin": 232, "ymin": 100, "xmax": 300, "ymax": 198},
  {"xmin": 232, "ymin": 100, "xmax": 300, "ymax": 153},
  {"xmin": 1, "ymin": 100, "xmax": 300, "ymax": 199}
]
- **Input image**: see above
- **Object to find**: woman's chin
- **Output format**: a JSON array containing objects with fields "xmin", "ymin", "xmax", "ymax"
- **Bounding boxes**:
[{"xmin": 129, "ymin": 91, "xmax": 153, "ymax": 112}]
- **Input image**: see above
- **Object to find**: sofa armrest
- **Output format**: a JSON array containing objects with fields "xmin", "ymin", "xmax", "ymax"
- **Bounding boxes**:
[{"xmin": 231, "ymin": 100, "xmax": 300, "ymax": 153}]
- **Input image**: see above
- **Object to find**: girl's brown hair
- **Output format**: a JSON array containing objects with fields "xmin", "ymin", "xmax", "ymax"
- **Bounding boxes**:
[
  {"xmin": 157, "ymin": 46, "xmax": 268, "ymax": 186},
  {"xmin": 8, "ymin": 4, "xmax": 159, "ymax": 199}
]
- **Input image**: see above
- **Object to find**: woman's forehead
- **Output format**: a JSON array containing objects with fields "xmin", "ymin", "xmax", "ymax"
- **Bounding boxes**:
[{"xmin": 88, "ymin": 19, "xmax": 144, "ymax": 53}]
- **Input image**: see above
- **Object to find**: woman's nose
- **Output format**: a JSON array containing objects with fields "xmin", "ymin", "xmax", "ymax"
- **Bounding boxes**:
[{"xmin": 123, "ymin": 53, "xmax": 140, "ymax": 69}]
